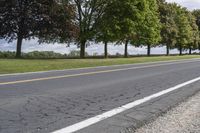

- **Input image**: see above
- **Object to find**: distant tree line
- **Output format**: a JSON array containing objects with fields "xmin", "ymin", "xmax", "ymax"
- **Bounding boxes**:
[
  {"xmin": 0, "ymin": 0, "xmax": 200, "ymax": 58},
  {"xmin": 0, "ymin": 51, "xmax": 89, "ymax": 59}
]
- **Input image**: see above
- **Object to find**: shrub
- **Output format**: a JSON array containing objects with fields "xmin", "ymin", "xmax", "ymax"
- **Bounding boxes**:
[
  {"xmin": 0, "ymin": 50, "xmax": 89, "ymax": 59},
  {"xmin": 0, "ymin": 51, "xmax": 16, "ymax": 58}
]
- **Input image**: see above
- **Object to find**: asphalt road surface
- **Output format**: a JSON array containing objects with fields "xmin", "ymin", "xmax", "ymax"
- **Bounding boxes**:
[{"xmin": 1, "ymin": 59, "xmax": 200, "ymax": 133}]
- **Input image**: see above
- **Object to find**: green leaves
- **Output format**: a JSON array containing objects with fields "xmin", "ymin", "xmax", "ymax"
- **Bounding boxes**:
[
  {"xmin": 96, "ymin": 0, "xmax": 148, "ymax": 43},
  {"xmin": 0, "ymin": 0, "xmax": 77, "ymax": 57},
  {"xmin": 158, "ymin": 1, "xmax": 199, "ymax": 55},
  {"xmin": 137, "ymin": 0, "xmax": 161, "ymax": 50},
  {"xmin": 175, "ymin": 7, "xmax": 193, "ymax": 52},
  {"xmin": 159, "ymin": 2, "xmax": 179, "ymax": 50}
]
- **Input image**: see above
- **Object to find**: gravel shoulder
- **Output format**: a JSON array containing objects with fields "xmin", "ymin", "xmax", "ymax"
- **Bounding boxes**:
[{"xmin": 134, "ymin": 91, "xmax": 200, "ymax": 133}]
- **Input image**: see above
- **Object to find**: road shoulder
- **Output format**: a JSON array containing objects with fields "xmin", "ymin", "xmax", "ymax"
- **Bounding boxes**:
[{"xmin": 135, "ymin": 89, "xmax": 200, "ymax": 133}]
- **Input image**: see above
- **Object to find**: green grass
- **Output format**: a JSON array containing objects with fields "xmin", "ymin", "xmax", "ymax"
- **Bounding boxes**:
[{"xmin": 0, "ymin": 55, "xmax": 200, "ymax": 74}]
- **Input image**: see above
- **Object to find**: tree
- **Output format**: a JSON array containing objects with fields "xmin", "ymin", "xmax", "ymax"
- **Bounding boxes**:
[
  {"xmin": 139, "ymin": 0, "xmax": 161, "ymax": 56},
  {"xmin": 186, "ymin": 11, "xmax": 199, "ymax": 54},
  {"xmin": 93, "ymin": 1, "xmax": 115, "ymax": 58},
  {"xmin": 96, "ymin": 0, "xmax": 147, "ymax": 58},
  {"xmin": 193, "ymin": 10, "xmax": 200, "ymax": 31},
  {"xmin": 71, "ymin": 0, "xmax": 107, "ymax": 58},
  {"xmin": 159, "ymin": 2, "xmax": 178, "ymax": 55},
  {"xmin": 0, "ymin": 0, "xmax": 75, "ymax": 58},
  {"xmin": 175, "ymin": 7, "xmax": 193, "ymax": 55},
  {"xmin": 117, "ymin": 0, "xmax": 147, "ymax": 58},
  {"xmin": 192, "ymin": 10, "xmax": 200, "ymax": 52},
  {"xmin": 94, "ymin": 20, "xmax": 115, "ymax": 58}
]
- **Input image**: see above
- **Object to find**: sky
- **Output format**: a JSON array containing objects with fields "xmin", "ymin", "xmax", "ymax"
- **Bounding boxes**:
[
  {"xmin": 0, "ymin": 0, "xmax": 200, "ymax": 55},
  {"xmin": 166, "ymin": 0, "xmax": 200, "ymax": 10},
  {"xmin": 0, "ymin": 39, "xmax": 180, "ymax": 55}
]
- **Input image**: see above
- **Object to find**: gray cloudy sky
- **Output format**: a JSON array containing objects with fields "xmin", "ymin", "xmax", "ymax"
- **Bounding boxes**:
[{"xmin": 166, "ymin": 0, "xmax": 200, "ymax": 10}]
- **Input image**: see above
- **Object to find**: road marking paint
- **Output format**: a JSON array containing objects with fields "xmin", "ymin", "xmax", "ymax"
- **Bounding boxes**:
[
  {"xmin": 52, "ymin": 76, "xmax": 200, "ymax": 133},
  {"xmin": 0, "ymin": 58, "xmax": 199, "ymax": 77},
  {"xmin": 0, "ymin": 59, "xmax": 200, "ymax": 85}
]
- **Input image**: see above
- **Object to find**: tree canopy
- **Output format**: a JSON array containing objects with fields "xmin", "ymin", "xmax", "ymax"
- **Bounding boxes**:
[
  {"xmin": 0, "ymin": 0, "xmax": 76, "ymax": 58},
  {"xmin": 138, "ymin": 0, "xmax": 161, "ymax": 56},
  {"xmin": 70, "ymin": 0, "xmax": 108, "ymax": 58},
  {"xmin": 159, "ymin": 2, "xmax": 178, "ymax": 55},
  {"xmin": 96, "ymin": 0, "xmax": 148, "ymax": 57}
]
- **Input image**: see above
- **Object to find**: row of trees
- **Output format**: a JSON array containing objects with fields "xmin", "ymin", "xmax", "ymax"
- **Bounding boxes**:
[
  {"xmin": 158, "ymin": 0, "xmax": 200, "ymax": 56},
  {"xmin": 0, "ymin": 0, "xmax": 200, "ymax": 58}
]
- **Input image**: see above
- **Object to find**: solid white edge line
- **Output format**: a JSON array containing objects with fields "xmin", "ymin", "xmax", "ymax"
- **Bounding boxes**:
[
  {"xmin": 0, "ymin": 58, "xmax": 200, "ymax": 77},
  {"xmin": 52, "ymin": 76, "xmax": 200, "ymax": 133}
]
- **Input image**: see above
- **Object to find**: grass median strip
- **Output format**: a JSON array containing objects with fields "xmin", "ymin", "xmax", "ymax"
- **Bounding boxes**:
[{"xmin": 0, "ymin": 55, "xmax": 200, "ymax": 74}]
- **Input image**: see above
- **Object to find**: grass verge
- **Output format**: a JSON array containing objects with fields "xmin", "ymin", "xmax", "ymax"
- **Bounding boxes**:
[{"xmin": 0, "ymin": 55, "xmax": 199, "ymax": 74}]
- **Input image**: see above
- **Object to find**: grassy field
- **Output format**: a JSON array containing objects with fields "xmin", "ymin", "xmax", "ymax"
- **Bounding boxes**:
[{"xmin": 0, "ymin": 55, "xmax": 200, "ymax": 74}]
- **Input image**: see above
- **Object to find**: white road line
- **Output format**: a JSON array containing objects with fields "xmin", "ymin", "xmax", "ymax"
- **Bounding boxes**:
[
  {"xmin": 52, "ymin": 76, "xmax": 200, "ymax": 133},
  {"xmin": 0, "ymin": 58, "xmax": 200, "ymax": 77}
]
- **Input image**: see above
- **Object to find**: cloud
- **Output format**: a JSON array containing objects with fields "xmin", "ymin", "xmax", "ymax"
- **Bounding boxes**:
[
  {"xmin": 0, "ymin": 39, "xmax": 187, "ymax": 55},
  {"xmin": 0, "ymin": 39, "xmax": 71, "ymax": 54},
  {"xmin": 166, "ymin": 0, "xmax": 200, "ymax": 10}
]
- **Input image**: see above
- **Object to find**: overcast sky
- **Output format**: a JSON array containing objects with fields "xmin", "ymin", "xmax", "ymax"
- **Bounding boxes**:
[{"xmin": 166, "ymin": 0, "xmax": 200, "ymax": 10}]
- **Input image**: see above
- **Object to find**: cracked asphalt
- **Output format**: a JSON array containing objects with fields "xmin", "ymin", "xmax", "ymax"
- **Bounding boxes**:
[{"xmin": 0, "ymin": 59, "xmax": 200, "ymax": 133}]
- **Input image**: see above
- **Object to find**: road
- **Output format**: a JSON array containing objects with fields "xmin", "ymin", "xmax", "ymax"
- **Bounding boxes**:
[{"xmin": 0, "ymin": 59, "xmax": 200, "ymax": 133}]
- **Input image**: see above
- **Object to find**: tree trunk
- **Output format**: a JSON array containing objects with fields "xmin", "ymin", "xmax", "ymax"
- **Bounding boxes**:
[
  {"xmin": 198, "ymin": 44, "xmax": 200, "ymax": 54},
  {"xmin": 124, "ymin": 40, "xmax": 128, "ymax": 58},
  {"xmin": 179, "ymin": 45, "xmax": 183, "ymax": 56},
  {"xmin": 147, "ymin": 44, "xmax": 151, "ymax": 56},
  {"xmin": 16, "ymin": 36, "xmax": 23, "ymax": 58},
  {"xmin": 80, "ymin": 40, "xmax": 86, "ymax": 58},
  {"xmin": 104, "ymin": 42, "xmax": 108, "ymax": 58},
  {"xmin": 189, "ymin": 46, "xmax": 192, "ymax": 55},
  {"xmin": 166, "ymin": 44, "xmax": 170, "ymax": 56}
]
